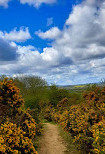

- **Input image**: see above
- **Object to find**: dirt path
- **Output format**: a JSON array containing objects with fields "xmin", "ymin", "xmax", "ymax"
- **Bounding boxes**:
[{"xmin": 38, "ymin": 123, "xmax": 67, "ymax": 154}]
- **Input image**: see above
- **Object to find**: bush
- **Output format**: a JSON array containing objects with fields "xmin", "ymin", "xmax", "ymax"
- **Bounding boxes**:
[
  {"xmin": 49, "ymin": 85, "xmax": 69, "ymax": 107},
  {"xmin": 0, "ymin": 78, "xmax": 24, "ymax": 118},
  {"xmin": 45, "ymin": 85, "xmax": 105, "ymax": 153},
  {"xmin": 0, "ymin": 78, "xmax": 39, "ymax": 154},
  {"xmin": 0, "ymin": 122, "xmax": 38, "ymax": 154}
]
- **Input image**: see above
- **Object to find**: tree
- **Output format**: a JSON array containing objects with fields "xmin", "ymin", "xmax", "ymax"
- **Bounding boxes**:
[
  {"xmin": 49, "ymin": 85, "xmax": 69, "ymax": 107},
  {"xmin": 20, "ymin": 76, "xmax": 47, "ymax": 94}
]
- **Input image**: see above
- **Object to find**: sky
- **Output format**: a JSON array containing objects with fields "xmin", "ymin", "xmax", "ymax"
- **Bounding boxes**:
[{"xmin": 0, "ymin": 0, "xmax": 105, "ymax": 85}]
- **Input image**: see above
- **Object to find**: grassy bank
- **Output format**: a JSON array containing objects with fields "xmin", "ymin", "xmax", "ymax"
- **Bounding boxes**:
[{"xmin": 58, "ymin": 124, "xmax": 80, "ymax": 154}]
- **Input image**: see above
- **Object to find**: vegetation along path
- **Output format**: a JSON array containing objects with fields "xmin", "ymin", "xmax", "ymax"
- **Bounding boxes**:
[
  {"xmin": 38, "ymin": 123, "xmax": 79, "ymax": 154},
  {"xmin": 38, "ymin": 123, "xmax": 67, "ymax": 154}
]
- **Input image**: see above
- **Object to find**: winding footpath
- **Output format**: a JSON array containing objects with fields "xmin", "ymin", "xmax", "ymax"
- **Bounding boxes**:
[{"xmin": 38, "ymin": 123, "xmax": 67, "ymax": 154}]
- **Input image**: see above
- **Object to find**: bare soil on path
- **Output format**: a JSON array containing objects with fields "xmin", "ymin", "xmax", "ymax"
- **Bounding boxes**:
[{"xmin": 38, "ymin": 123, "xmax": 67, "ymax": 154}]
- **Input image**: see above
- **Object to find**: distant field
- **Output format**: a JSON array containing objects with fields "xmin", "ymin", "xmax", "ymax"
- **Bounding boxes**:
[
  {"xmin": 59, "ymin": 83, "xmax": 105, "ymax": 93},
  {"xmin": 59, "ymin": 84, "xmax": 89, "ymax": 91},
  {"xmin": 74, "ymin": 85, "xmax": 86, "ymax": 88}
]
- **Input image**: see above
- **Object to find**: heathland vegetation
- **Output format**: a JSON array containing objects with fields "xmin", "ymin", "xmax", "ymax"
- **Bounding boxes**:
[{"xmin": 0, "ymin": 75, "xmax": 105, "ymax": 154}]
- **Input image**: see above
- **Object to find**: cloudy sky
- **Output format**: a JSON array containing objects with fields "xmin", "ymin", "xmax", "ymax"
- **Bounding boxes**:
[{"xmin": 0, "ymin": 0, "xmax": 105, "ymax": 85}]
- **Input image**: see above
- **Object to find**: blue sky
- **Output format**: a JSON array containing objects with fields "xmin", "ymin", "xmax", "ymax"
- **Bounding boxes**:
[
  {"xmin": 0, "ymin": 0, "xmax": 105, "ymax": 85},
  {"xmin": 0, "ymin": 0, "xmax": 81, "ymax": 48}
]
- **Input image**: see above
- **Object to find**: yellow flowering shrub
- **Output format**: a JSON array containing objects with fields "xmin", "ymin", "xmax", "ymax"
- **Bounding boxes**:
[
  {"xmin": 26, "ymin": 108, "xmax": 43, "ymax": 136},
  {"xmin": 59, "ymin": 110, "xmax": 70, "ymax": 131},
  {"xmin": 0, "ymin": 122, "xmax": 38, "ymax": 154},
  {"xmin": 44, "ymin": 105, "xmax": 54, "ymax": 121},
  {"xmin": 57, "ymin": 98, "xmax": 69, "ymax": 111},
  {"xmin": 45, "ymin": 86, "xmax": 105, "ymax": 153},
  {"xmin": 0, "ymin": 78, "xmax": 24, "ymax": 117},
  {"xmin": 0, "ymin": 79, "xmax": 39, "ymax": 154},
  {"xmin": 0, "ymin": 135, "xmax": 6, "ymax": 153},
  {"xmin": 90, "ymin": 120, "xmax": 105, "ymax": 154},
  {"xmin": 53, "ymin": 111, "xmax": 60, "ymax": 123},
  {"xmin": 21, "ymin": 111, "xmax": 37, "ymax": 139}
]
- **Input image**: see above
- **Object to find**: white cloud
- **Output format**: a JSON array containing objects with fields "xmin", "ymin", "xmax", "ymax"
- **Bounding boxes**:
[
  {"xmin": 1, "ymin": 0, "xmax": 105, "ymax": 85},
  {"xmin": 35, "ymin": 27, "xmax": 61, "ymax": 40},
  {"xmin": 41, "ymin": 47, "xmax": 59, "ymax": 65},
  {"xmin": 52, "ymin": 0, "xmax": 105, "ymax": 62},
  {"xmin": 34, "ymin": 0, "xmax": 105, "ymax": 84},
  {"xmin": 20, "ymin": 0, "xmax": 56, "ymax": 8},
  {"xmin": 0, "ymin": 0, "xmax": 11, "ymax": 8},
  {"xmin": 0, "ymin": 27, "xmax": 31, "ymax": 42}
]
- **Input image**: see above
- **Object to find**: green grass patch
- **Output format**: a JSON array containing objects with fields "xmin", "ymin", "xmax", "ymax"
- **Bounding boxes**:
[{"xmin": 58, "ymin": 124, "xmax": 80, "ymax": 154}]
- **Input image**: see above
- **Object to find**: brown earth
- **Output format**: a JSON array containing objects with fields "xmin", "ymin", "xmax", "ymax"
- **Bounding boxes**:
[{"xmin": 38, "ymin": 123, "xmax": 67, "ymax": 154}]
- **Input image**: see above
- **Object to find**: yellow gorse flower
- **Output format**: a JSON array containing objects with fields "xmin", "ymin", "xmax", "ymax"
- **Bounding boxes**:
[
  {"xmin": 0, "ymin": 79, "xmax": 39, "ymax": 154},
  {"xmin": 44, "ymin": 86, "xmax": 105, "ymax": 154}
]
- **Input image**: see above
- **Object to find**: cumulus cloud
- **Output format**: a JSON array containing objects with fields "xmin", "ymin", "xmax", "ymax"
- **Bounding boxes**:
[
  {"xmin": 1, "ymin": 0, "xmax": 105, "ymax": 85},
  {"xmin": 35, "ymin": 27, "xmax": 61, "ymax": 40},
  {"xmin": 0, "ymin": 0, "xmax": 11, "ymax": 8},
  {"xmin": 35, "ymin": 0, "xmax": 105, "ymax": 64},
  {"xmin": 34, "ymin": 0, "xmax": 105, "ymax": 84},
  {"xmin": 20, "ymin": 0, "xmax": 56, "ymax": 8},
  {"xmin": 52, "ymin": 0, "xmax": 105, "ymax": 62},
  {"xmin": 0, "ymin": 27, "xmax": 31, "ymax": 42}
]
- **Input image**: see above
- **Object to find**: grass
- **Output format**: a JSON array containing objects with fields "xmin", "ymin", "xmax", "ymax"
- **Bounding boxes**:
[
  {"xmin": 58, "ymin": 124, "xmax": 80, "ymax": 154},
  {"xmin": 42, "ymin": 119, "xmax": 56, "ymax": 125}
]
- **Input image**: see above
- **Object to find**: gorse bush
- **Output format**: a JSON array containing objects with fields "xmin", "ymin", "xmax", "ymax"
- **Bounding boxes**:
[
  {"xmin": 0, "ymin": 78, "xmax": 39, "ymax": 154},
  {"xmin": 0, "ymin": 78, "xmax": 24, "ymax": 117},
  {"xmin": 0, "ymin": 122, "xmax": 38, "ymax": 154},
  {"xmin": 2, "ymin": 77, "xmax": 105, "ymax": 154},
  {"xmin": 21, "ymin": 110, "xmax": 37, "ymax": 139},
  {"xmin": 44, "ymin": 86, "xmax": 105, "ymax": 154}
]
